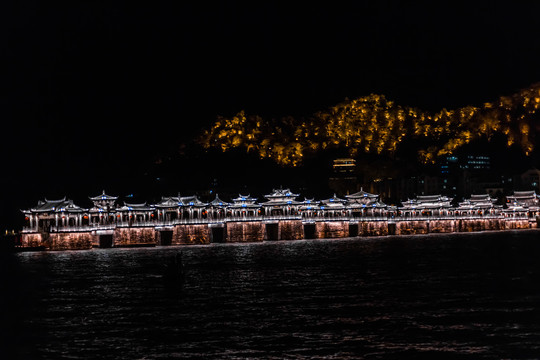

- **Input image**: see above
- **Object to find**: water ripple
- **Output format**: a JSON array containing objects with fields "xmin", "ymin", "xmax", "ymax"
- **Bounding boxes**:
[{"xmin": 5, "ymin": 231, "xmax": 540, "ymax": 358}]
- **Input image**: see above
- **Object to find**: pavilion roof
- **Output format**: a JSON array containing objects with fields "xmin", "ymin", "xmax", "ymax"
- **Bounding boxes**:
[
  {"xmin": 297, "ymin": 198, "xmax": 320, "ymax": 210},
  {"xmin": 318, "ymin": 194, "xmax": 346, "ymax": 210},
  {"xmin": 25, "ymin": 198, "xmax": 87, "ymax": 213},
  {"xmin": 179, "ymin": 195, "xmax": 207, "ymax": 206},
  {"xmin": 117, "ymin": 202, "xmax": 154, "ymax": 211},
  {"xmin": 416, "ymin": 195, "xmax": 453, "ymax": 203},
  {"xmin": 503, "ymin": 205, "xmax": 529, "ymax": 212},
  {"xmin": 345, "ymin": 189, "xmax": 379, "ymax": 200},
  {"xmin": 372, "ymin": 201, "xmax": 388, "ymax": 208},
  {"xmin": 262, "ymin": 201, "xmax": 301, "ymax": 206},
  {"xmin": 469, "ymin": 194, "xmax": 494, "ymax": 201},
  {"xmin": 210, "ymin": 194, "xmax": 230, "ymax": 207},
  {"xmin": 228, "ymin": 203, "xmax": 261, "ymax": 209},
  {"xmin": 400, "ymin": 195, "xmax": 453, "ymax": 209},
  {"xmin": 232, "ymin": 194, "xmax": 258, "ymax": 203},
  {"xmin": 459, "ymin": 194, "xmax": 497, "ymax": 208},
  {"xmin": 508, "ymin": 190, "xmax": 539, "ymax": 199},
  {"xmin": 347, "ymin": 201, "xmax": 387, "ymax": 209},
  {"xmin": 154, "ymin": 196, "xmax": 181, "ymax": 208},
  {"xmin": 264, "ymin": 188, "xmax": 299, "ymax": 199},
  {"xmin": 260, "ymin": 197, "xmax": 301, "ymax": 206},
  {"xmin": 321, "ymin": 194, "xmax": 347, "ymax": 205},
  {"xmin": 89, "ymin": 190, "xmax": 118, "ymax": 201}
]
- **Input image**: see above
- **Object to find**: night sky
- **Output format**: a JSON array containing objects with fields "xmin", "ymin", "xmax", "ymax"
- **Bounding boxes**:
[{"xmin": 2, "ymin": 1, "xmax": 540, "ymax": 230}]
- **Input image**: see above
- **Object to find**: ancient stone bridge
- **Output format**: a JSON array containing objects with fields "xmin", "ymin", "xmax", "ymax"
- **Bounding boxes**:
[{"xmin": 20, "ymin": 216, "xmax": 532, "ymax": 251}]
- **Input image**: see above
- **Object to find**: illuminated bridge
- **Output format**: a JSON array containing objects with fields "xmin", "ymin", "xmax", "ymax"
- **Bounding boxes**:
[{"xmin": 20, "ymin": 189, "xmax": 538, "ymax": 250}]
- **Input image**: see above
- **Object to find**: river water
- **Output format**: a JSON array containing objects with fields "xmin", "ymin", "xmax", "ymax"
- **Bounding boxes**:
[{"xmin": 3, "ymin": 230, "xmax": 540, "ymax": 359}]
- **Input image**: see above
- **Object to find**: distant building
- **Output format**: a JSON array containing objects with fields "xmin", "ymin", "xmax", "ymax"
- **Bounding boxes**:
[
  {"xmin": 332, "ymin": 158, "xmax": 356, "ymax": 173},
  {"xmin": 440, "ymin": 155, "xmax": 459, "ymax": 175},
  {"xmin": 329, "ymin": 158, "xmax": 358, "ymax": 195},
  {"xmin": 462, "ymin": 155, "xmax": 491, "ymax": 171},
  {"xmin": 438, "ymin": 154, "xmax": 492, "ymax": 197},
  {"xmin": 440, "ymin": 154, "xmax": 491, "ymax": 174}
]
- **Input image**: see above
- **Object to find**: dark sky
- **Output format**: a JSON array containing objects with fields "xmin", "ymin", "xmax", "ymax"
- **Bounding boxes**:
[{"xmin": 2, "ymin": 1, "xmax": 540, "ymax": 229}]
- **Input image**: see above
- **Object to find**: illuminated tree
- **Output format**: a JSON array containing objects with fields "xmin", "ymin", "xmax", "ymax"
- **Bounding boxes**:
[{"xmin": 199, "ymin": 83, "xmax": 540, "ymax": 166}]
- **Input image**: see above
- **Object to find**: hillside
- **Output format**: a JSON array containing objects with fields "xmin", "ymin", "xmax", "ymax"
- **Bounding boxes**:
[{"xmin": 199, "ymin": 83, "xmax": 540, "ymax": 166}]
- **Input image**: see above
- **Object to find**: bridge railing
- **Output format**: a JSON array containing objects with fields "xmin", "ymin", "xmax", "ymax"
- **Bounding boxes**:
[
  {"xmin": 394, "ymin": 215, "xmax": 507, "ymax": 221},
  {"xmin": 23, "ymin": 213, "xmax": 527, "ymax": 234},
  {"xmin": 46, "ymin": 224, "xmax": 117, "ymax": 233}
]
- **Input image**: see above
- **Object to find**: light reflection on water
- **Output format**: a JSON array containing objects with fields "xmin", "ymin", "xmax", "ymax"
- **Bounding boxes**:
[{"xmin": 3, "ymin": 230, "xmax": 540, "ymax": 359}]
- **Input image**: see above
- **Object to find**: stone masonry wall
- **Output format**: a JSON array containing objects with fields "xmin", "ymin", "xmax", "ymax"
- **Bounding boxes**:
[
  {"xmin": 19, "ymin": 217, "xmax": 537, "ymax": 251},
  {"xmin": 505, "ymin": 219, "xmax": 530, "ymax": 230},
  {"xmin": 21, "ymin": 233, "xmax": 44, "ymax": 248},
  {"xmin": 278, "ymin": 220, "xmax": 304, "ymax": 241},
  {"xmin": 315, "ymin": 221, "xmax": 349, "ymax": 239},
  {"xmin": 428, "ymin": 219, "xmax": 455, "ymax": 233},
  {"xmin": 114, "ymin": 227, "xmax": 156, "ymax": 246},
  {"xmin": 48, "ymin": 232, "xmax": 94, "ymax": 250},
  {"xmin": 359, "ymin": 221, "xmax": 388, "ymax": 236},
  {"xmin": 173, "ymin": 224, "xmax": 211, "ymax": 245},
  {"xmin": 396, "ymin": 220, "xmax": 429, "ymax": 235},
  {"xmin": 226, "ymin": 222, "xmax": 265, "ymax": 242}
]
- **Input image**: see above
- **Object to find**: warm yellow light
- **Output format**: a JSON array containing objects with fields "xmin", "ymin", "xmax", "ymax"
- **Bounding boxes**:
[{"xmin": 198, "ymin": 83, "xmax": 540, "ymax": 166}]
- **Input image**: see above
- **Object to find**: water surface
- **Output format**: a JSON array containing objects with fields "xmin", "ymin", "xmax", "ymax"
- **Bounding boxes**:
[{"xmin": 3, "ymin": 230, "xmax": 540, "ymax": 359}]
